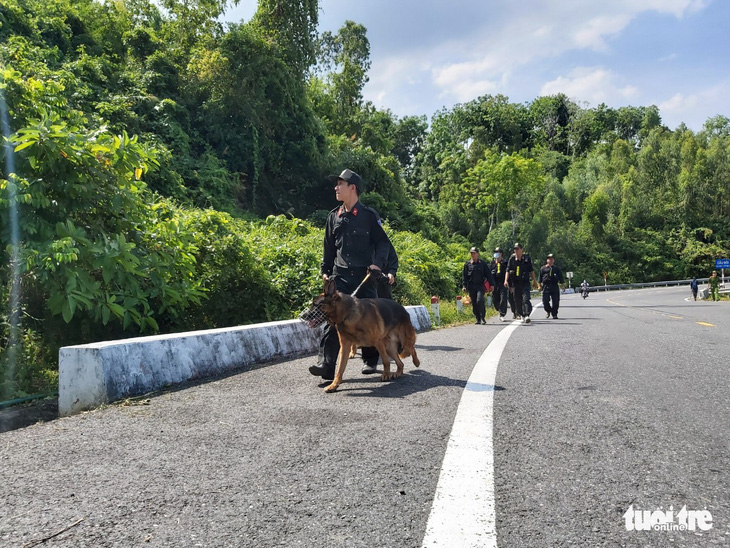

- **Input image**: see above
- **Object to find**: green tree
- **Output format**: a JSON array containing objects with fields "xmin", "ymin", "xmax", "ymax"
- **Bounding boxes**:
[
  {"xmin": 463, "ymin": 150, "xmax": 545, "ymax": 238},
  {"xmin": 529, "ymin": 94, "xmax": 576, "ymax": 155},
  {"xmin": 253, "ymin": 0, "xmax": 318, "ymax": 78},
  {"xmin": 158, "ymin": 0, "xmax": 235, "ymax": 51},
  {"xmin": 314, "ymin": 20, "xmax": 371, "ymax": 134}
]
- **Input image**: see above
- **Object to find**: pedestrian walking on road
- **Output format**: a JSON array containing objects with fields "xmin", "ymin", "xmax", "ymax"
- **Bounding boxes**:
[
  {"xmin": 708, "ymin": 271, "xmax": 720, "ymax": 301},
  {"xmin": 462, "ymin": 247, "xmax": 496, "ymax": 324},
  {"xmin": 309, "ymin": 169, "xmax": 391, "ymax": 381},
  {"xmin": 690, "ymin": 276, "xmax": 699, "ymax": 301},
  {"xmin": 538, "ymin": 253, "xmax": 565, "ymax": 319},
  {"xmin": 504, "ymin": 243, "xmax": 537, "ymax": 323},
  {"xmin": 490, "ymin": 247, "xmax": 509, "ymax": 322}
]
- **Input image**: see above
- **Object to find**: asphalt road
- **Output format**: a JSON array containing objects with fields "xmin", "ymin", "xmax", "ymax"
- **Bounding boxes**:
[
  {"xmin": 495, "ymin": 286, "xmax": 729, "ymax": 547},
  {"xmin": 0, "ymin": 287, "xmax": 728, "ymax": 547}
]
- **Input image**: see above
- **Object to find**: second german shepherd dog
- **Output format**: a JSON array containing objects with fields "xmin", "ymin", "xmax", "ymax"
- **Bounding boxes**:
[{"xmin": 313, "ymin": 278, "xmax": 420, "ymax": 392}]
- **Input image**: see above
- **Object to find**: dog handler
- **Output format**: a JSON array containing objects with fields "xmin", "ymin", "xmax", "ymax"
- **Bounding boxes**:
[{"xmin": 309, "ymin": 169, "xmax": 392, "ymax": 381}]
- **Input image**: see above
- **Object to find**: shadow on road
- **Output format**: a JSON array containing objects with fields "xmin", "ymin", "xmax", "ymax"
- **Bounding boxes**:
[
  {"xmin": 0, "ymin": 399, "xmax": 58, "ymax": 433},
  {"xmin": 321, "ymin": 369, "xmax": 506, "ymax": 398},
  {"xmin": 415, "ymin": 344, "xmax": 464, "ymax": 352}
]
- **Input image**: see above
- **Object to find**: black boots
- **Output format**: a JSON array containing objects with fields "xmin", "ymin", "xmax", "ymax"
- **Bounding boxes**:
[{"xmin": 309, "ymin": 363, "xmax": 335, "ymax": 380}]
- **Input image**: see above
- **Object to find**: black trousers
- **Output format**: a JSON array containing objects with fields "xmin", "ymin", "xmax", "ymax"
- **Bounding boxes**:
[
  {"xmin": 376, "ymin": 276, "xmax": 393, "ymax": 300},
  {"xmin": 492, "ymin": 283, "xmax": 508, "ymax": 317},
  {"xmin": 542, "ymin": 285, "xmax": 560, "ymax": 316},
  {"xmin": 513, "ymin": 280, "xmax": 532, "ymax": 318},
  {"xmin": 468, "ymin": 284, "xmax": 486, "ymax": 321},
  {"xmin": 317, "ymin": 269, "xmax": 379, "ymax": 370}
]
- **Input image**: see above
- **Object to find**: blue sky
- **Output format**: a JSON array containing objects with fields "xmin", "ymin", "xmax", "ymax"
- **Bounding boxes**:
[{"xmin": 222, "ymin": 0, "xmax": 729, "ymax": 130}]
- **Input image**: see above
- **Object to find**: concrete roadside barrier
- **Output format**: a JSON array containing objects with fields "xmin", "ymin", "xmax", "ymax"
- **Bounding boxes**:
[{"xmin": 59, "ymin": 305, "xmax": 431, "ymax": 416}]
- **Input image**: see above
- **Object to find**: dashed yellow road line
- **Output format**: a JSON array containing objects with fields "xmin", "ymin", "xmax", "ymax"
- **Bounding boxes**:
[
  {"xmin": 697, "ymin": 322, "xmax": 715, "ymax": 327},
  {"xmin": 606, "ymin": 297, "xmax": 685, "ymax": 319}
]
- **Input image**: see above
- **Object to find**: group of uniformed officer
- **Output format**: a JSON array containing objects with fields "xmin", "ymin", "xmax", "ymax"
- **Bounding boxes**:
[{"xmin": 464, "ymin": 243, "xmax": 566, "ymax": 324}]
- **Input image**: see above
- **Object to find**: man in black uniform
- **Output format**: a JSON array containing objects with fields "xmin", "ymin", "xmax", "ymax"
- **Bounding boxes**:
[
  {"xmin": 309, "ymin": 169, "xmax": 391, "ymax": 380},
  {"xmin": 490, "ymin": 247, "xmax": 509, "ymax": 322},
  {"xmin": 462, "ymin": 247, "xmax": 496, "ymax": 324},
  {"xmin": 504, "ymin": 242, "xmax": 537, "ymax": 323},
  {"xmin": 376, "ymin": 239, "xmax": 398, "ymax": 300},
  {"xmin": 538, "ymin": 253, "xmax": 565, "ymax": 319},
  {"xmin": 507, "ymin": 268, "xmax": 518, "ymax": 319}
]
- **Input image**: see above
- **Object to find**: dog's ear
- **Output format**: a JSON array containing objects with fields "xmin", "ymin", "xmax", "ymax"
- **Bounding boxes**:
[{"xmin": 324, "ymin": 277, "xmax": 337, "ymax": 297}]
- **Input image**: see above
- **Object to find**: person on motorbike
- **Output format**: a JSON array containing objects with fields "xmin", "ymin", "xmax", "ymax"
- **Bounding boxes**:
[{"xmin": 580, "ymin": 280, "xmax": 590, "ymax": 298}]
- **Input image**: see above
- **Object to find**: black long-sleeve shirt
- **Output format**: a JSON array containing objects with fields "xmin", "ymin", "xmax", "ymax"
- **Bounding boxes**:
[
  {"xmin": 490, "ymin": 258, "xmax": 508, "ymax": 285},
  {"xmin": 506, "ymin": 253, "xmax": 534, "ymax": 283},
  {"xmin": 462, "ymin": 259, "xmax": 496, "ymax": 288},
  {"xmin": 539, "ymin": 264, "xmax": 564, "ymax": 287},
  {"xmin": 321, "ymin": 201, "xmax": 390, "ymax": 276}
]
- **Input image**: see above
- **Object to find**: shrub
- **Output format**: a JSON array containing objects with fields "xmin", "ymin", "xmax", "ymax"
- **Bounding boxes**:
[{"xmin": 172, "ymin": 207, "xmax": 288, "ymax": 329}]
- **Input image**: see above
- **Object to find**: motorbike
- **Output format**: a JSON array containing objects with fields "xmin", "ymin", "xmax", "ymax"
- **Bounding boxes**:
[{"xmin": 580, "ymin": 287, "xmax": 589, "ymax": 299}]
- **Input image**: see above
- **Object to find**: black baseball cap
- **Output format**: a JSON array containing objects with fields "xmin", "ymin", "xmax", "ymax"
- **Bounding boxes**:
[
  {"xmin": 547, "ymin": 253, "xmax": 554, "ymax": 259},
  {"xmin": 331, "ymin": 168, "xmax": 362, "ymax": 191},
  {"xmin": 469, "ymin": 247, "xmax": 479, "ymax": 253},
  {"xmin": 513, "ymin": 242, "xmax": 523, "ymax": 249},
  {"xmin": 494, "ymin": 247, "xmax": 502, "ymax": 253}
]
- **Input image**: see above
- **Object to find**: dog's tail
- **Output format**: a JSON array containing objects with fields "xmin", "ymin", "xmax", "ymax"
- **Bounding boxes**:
[{"xmin": 398, "ymin": 324, "xmax": 420, "ymax": 367}]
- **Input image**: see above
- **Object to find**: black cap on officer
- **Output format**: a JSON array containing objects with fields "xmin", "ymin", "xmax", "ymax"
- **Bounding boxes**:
[
  {"xmin": 494, "ymin": 247, "xmax": 502, "ymax": 254},
  {"xmin": 513, "ymin": 242, "xmax": 523, "ymax": 249},
  {"xmin": 331, "ymin": 168, "xmax": 362, "ymax": 193},
  {"xmin": 547, "ymin": 253, "xmax": 554, "ymax": 259},
  {"xmin": 470, "ymin": 247, "xmax": 479, "ymax": 253}
]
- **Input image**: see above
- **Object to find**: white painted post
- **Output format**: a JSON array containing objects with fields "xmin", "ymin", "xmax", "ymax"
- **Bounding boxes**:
[{"xmin": 431, "ymin": 296, "xmax": 440, "ymax": 326}]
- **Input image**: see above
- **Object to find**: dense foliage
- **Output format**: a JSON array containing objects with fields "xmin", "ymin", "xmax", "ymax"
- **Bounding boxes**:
[{"xmin": 1, "ymin": 0, "xmax": 728, "ymax": 397}]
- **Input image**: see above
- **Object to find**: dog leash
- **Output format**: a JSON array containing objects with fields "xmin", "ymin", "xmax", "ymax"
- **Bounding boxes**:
[{"xmin": 350, "ymin": 271, "xmax": 371, "ymax": 297}]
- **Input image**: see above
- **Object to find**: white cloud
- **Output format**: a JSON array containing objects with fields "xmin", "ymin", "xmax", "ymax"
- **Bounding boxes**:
[
  {"xmin": 418, "ymin": 0, "xmax": 709, "ymax": 104},
  {"xmin": 632, "ymin": 0, "xmax": 709, "ymax": 18},
  {"xmin": 659, "ymin": 93, "xmax": 695, "ymax": 112},
  {"xmin": 572, "ymin": 14, "xmax": 632, "ymax": 51},
  {"xmin": 541, "ymin": 67, "xmax": 638, "ymax": 105},
  {"xmin": 657, "ymin": 80, "xmax": 730, "ymax": 129},
  {"xmin": 444, "ymin": 79, "xmax": 500, "ymax": 102}
]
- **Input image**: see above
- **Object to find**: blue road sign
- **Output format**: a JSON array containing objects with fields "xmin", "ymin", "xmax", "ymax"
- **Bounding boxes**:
[{"xmin": 715, "ymin": 259, "xmax": 730, "ymax": 269}]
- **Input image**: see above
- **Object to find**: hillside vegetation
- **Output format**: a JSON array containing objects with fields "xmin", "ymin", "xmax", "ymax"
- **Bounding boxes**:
[{"xmin": 1, "ymin": 0, "xmax": 728, "ymax": 397}]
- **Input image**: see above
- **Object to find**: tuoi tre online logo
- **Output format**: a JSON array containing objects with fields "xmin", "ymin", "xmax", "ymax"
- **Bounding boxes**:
[{"xmin": 624, "ymin": 505, "xmax": 713, "ymax": 532}]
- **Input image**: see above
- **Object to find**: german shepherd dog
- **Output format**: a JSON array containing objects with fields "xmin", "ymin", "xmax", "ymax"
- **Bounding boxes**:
[{"xmin": 313, "ymin": 278, "xmax": 420, "ymax": 392}]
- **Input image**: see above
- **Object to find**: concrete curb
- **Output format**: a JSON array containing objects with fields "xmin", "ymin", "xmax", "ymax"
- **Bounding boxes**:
[{"xmin": 59, "ymin": 305, "xmax": 431, "ymax": 416}]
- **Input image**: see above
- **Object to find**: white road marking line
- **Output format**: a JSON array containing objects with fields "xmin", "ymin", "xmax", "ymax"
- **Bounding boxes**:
[{"xmin": 421, "ymin": 321, "xmax": 520, "ymax": 548}]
